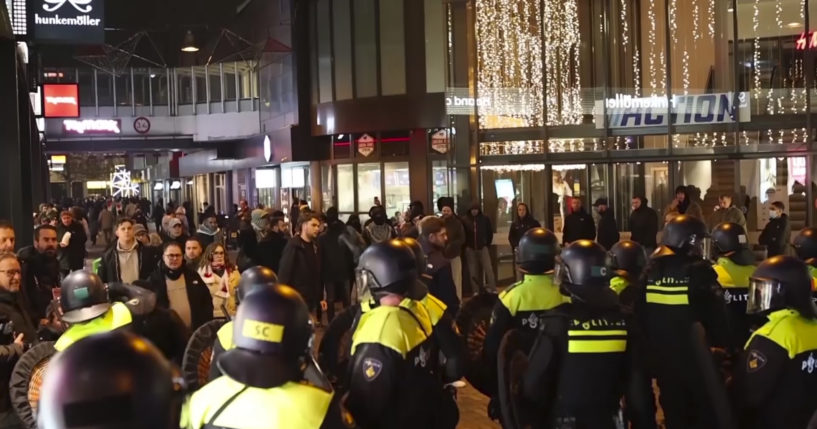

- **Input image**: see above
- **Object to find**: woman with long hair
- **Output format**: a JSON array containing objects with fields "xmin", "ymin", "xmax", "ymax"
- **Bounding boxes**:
[{"xmin": 198, "ymin": 242, "xmax": 240, "ymax": 318}]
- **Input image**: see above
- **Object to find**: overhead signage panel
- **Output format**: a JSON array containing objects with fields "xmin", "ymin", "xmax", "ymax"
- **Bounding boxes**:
[
  {"xmin": 594, "ymin": 92, "xmax": 751, "ymax": 129},
  {"xmin": 31, "ymin": 0, "xmax": 105, "ymax": 44},
  {"xmin": 63, "ymin": 119, "xmax": 121, "ymax": 135},
  {"xmin": 42, "ymin": 83, "xmax": 79, "ymax": 118}
]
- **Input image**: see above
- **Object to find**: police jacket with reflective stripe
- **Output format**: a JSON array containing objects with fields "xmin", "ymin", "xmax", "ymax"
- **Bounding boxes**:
[
  {"xmin": 734, "ymin": 309, "xmax": 817, "ymax": 429},
  {"xmin": 347, "ymin": 299, "xmax": 440, "ymax": 429},
  {"xmin": 54, "ymin": 302, "xmax": 133, "ymax": 351},
  {"xmin": 182, "ymin": 376, "xmax": 346, "ymax": 429},
  {"xmin": 713, "ymin": 257, "xmax": 756, "ymax": 347}
]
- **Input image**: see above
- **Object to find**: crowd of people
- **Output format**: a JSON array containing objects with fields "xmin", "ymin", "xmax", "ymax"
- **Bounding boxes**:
[{"xmin": 4, "ymin": 189, "xmax": 817, "ymax": 429}]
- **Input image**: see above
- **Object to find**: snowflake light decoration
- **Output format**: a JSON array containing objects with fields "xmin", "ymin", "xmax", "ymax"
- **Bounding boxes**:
[{"xmin": 111, "ymin": 165, "xmax": 139, "ymax": 197}]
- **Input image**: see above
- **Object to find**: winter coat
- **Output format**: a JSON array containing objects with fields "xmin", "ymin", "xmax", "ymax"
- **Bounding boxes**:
[
  {"xmin": 278, "ymin": 236, "xmax": 322, "ymax": 307},
  {"xmin": 420, "ymin": 238, "xmax": 459, "ymax": 316},
  {"xmin": 563, "ymin": 208, "xmax": 596, "ymax": 244},
  {"xmin": 146, "ymin": 266, "xmax": 213, "ymax": 332},
  {"xmin": 596, "ymin": 209, "xmax": 620, "ymax": 250},
  {"xmin": 0, "ymin": 290, "xmax": 37, "ymax": 412},
  {"xmin": 17, "ymin": 246, "xmax": 61, "ymax": 323},
  {"xmin": 319, "ymin": 221, "xmax": 353, "ymax": 282},
  {"xmin": 759, "ymin": 214, "xmax": 791, "ymax": 257},
  {"xmin": 195, "ymin": 225, "xmax": 223, "ymax": 249},
  {"xmin": 628, "ymin": 206, "xmax": 659, "ymax": 248},
  {"xmin": 463, "ymin": 208, "xmax": 493, "ymax": 250},
  {"xmin": 97, "ymin": 241, "xmax": 159, "ymax": 284},
  {"xmin": 98, "ymin": 208, "xmax": 115, "ymax": 230},
  {"xmin": 508, "ymin": 215, "xmax": 541, "ymax": 250},
  {"xmin": 442, "ymin": 215, "xmax": 466, "ymax": 259},
  {"xmin": 57, "ymin": 221, "xmax": 87, "ymax": 271},
  {"xmin": 707, "ymin": 206, "xmax": 747, "ymax": 231},
  {"xmin": 197, "ymin": 265, "xmax": 240, "ymax": 318},
  {"xmin": 365, "ymin": 222, "xmax": 396, "ymax": 244}
]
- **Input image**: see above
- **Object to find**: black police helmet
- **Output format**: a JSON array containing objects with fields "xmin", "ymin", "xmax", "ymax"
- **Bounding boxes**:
[
  {"xmin": 516, "ymin": 228, "xmax": 560, "ymax": 274},
  {"xmin": 793, "ymin": 227, "xmax": 817, "ymax": 264},
  {"xmin": 608, "ymin": 240, "xmax": 647, "ymax": 281},
  {"xmin": 661, "ymin": 215, "xmax": 708, "ymax": 255},
  {"xmin": 356, "ymin": 240, "xmax": 418, "ymax": 297},
  {"xmin": 556, "ymin": 240, "xmax": 618, "ymax": 308},
  {"xmin": 39, "ymin": 331, "xmax": 180, "ymax": 429},
  {"xmin": 219, "ymin": 284, "xmax": 313, "ymax": 388},
  {"xmin": 711, "ymin": 222, "xmax": 748, "ymax": 255},
  {"xmin": 236, "ymin": 266, "xmax": 278, "ymax": 305},
  {"xmin": 60, "ymin": 271, "xmax": 110, "ymax": 324},
  {"xmin": 401, "ymin": 237, "xmax": 427, "ymax": 275},
  {"xmin": 748, "ymin": 256, "xmax": 817, "ymax": 319}
]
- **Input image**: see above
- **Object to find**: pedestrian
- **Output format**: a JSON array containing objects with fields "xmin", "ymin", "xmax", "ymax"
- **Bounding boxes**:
[
  {"xmin": 195, "ymin": 213, "xmax": 223, "ymax": 248},
  {"xmin": 508, "ymin": 202, "xmax": 541, "ymax": 282},
  {"xmin": 278, "ymin": 212, "xmax": 324, "ymax": 321},
  {"xmin": 400, "ymin": 201, "xmax": 425, "ymax": 239},
  {"xmin": 364, "ymin": 205, "xmax": 396, "ymax": 245},
  {"xmin": 0, "ymin": 253, "xmax": 35, "ymax": 429},
  {"xmin": 707, "ymin": 193, "xmax": 747, "ymax": 231},
  {"xmin": 255, "ymin": 211, "xmax": 288, "ymax": 273},
  {"xmin": 162, "ymin": 217, "xmax": 189, "ymax": 248},
  {"xmin": 462, "ymin": 202, "xmax": 495, "ymax": 293},
  {"xmin": 147, "ymin": 242, "xmax": 213, "ymax": 332},
  {"xmin": 667, "ymin": 185, "xmax": 703, "ymax": 221},
  {"xmin": 563, "ymin": 198, "xmax": 595, "ymax": 244},
  {"xmin": 593, "ymin": 198, "xmax": 619, "ymax": 250},
  {"xmin": 759, "ymin": 201, "xmax": 791, "ymax": 257},
  {"xmin": 318, "ymin": 207, "xmax": 352, "ymax": 323},
  {"xmin": 98, "ymin": 203, "xmax": 116, "ymax": 244},
  {"xmin": 56, "ymin": 211, "xmax": 87, "ymax": 275},
  {"xmin": 17, "ymin": 225, "xmax": 60, "ymax": 323},
  {"xmin": 184, "ymin": 238, "xmax": 204, "ymax": 271},
  {"xmin": 197, "ymin": 242, "xmax": 240, "ymax": 318},
  {"xmin": 438, "ymin": 198, "xmax": 466, "ymax": 300},
  {"xmin": 628, "ymin": 196, "xmax": 659, "ymax": 254},
  {"xmin": 97, "ymin": 218, "xmax": 156, "ymax": 284},
  {"xmin": 0, "ymin": 222, "xmax": 14, "ymax": 254},
  {"xmin": 418, "ymin": 216, "xmax": 459, "ymax": 315},
  {"xmin": 347, "ymin": 214, "xmax": 363, "ymax": 234}
]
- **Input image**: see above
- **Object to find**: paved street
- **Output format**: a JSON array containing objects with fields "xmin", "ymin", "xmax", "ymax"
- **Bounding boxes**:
[{"xmin": 456, "ymin": 383, "xmax": 499, "ymax": 428}]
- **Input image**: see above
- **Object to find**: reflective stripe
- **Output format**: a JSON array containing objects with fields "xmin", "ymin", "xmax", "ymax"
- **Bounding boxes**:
[
  {"xmin": 646, "ymin": 293, "xmax": 689, "ymax": 305},
  {"xmin": 54, "ymin": 302, "xmax": 133, "ymax": 351},
  {"xmin": 646, "ymin": 285, "xmax": 688, "ymax": 292},
  {"xmin": 568, "ymin": 339, "xmax": 627, "ymax": 353},
  {"xmin": 568, "ymin": 330, "xmax": 628, "ymax": 337}
]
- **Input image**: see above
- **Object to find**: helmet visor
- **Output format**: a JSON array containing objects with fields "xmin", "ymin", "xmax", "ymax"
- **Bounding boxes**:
[
  {"xmin": 747, "ymin": 277, "xmax": 781, "ymax": 314},
  {"xmin": 688, "ymin": 234, "xmax": 706, "ymax": 257},
  {"xmin": 354, "ymin": 269, "xmax": 379, "ymax": 304}
]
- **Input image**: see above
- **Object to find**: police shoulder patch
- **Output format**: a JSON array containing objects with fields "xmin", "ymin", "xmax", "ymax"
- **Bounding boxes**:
[
  {"xmin": 362, "ymin": 358, "xmax": 383, "ymax": 381},
  {"xmin": 747, "ymin": 349, "xmax": 767, "ymax": 373}
]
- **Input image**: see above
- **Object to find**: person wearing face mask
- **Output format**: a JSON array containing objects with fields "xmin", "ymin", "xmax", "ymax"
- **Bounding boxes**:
[
  {"xmin": 759, "ymin": 201, "xmax": 790, "ymax": 257},
  {"xmin": 364, "ymin": 206, "xmax": 396, "ymax": 245}
]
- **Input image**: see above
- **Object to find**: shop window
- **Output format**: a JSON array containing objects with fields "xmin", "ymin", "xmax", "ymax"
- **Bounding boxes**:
[
  {"xmin": 322, "ymin": 163, "xmax": 334, "ymax": 210},
  {"xmin": 151, "ymin": 69, "xmax": 169, "ymax": 106},
  {"xmin": 380, "ymin": 132, "xmax": 410, "ymax": 157},
  {"xmin": 354, "ymin": 0, "xmax": 377, "ymax": 98},
  {"xmin": 432, "ymin": 160, "xmax": 456, "ymax": 212},
  {"xmin": 384, "ymin": 162, "xmax": 410, "ymax": 216},
  {"xmin": 177, "ymin": 68, "xmax": 193, "ymax": 105},
  {"xmin": 237, "ymin": 62, "xmax": 255, "ymax": 99},
  {"xmin": 193, "ymin": 66, "xmax": 207, "ymax": 103},
  {"xmin": 317, "ymin": 0, "xmax": 333, "ymax": 102},
  {"xmin": 379, "ymin": 0, "xmax": 406, "ymax": 95},
  {"xmin": 740, "ymin": 157, "xmax": 807, "ymax": 242},
  {"xmin": 337, "ymin": 164, "xmax": 355, "ymax": 212},
  {"xmin": 357, "ymin": 163, "xmax": 382, "ymax": 213},
  {"xmin": 333, "ymin": 0, "xmax": 353, "ymax": 100}
]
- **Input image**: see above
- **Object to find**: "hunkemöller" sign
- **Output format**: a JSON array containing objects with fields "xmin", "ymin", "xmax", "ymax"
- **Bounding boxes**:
[{"xmin": 30, "ymin": 0, "xmax": 105, "ymax": 44}]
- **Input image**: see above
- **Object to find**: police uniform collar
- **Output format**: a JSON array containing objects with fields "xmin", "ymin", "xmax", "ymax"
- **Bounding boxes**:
[{"xmin": 218, "ymin": 348, "xmax": 300, "ymax": 389}]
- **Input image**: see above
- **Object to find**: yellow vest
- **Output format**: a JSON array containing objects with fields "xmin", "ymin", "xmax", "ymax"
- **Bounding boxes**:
[
  {"xmin": 182, "ymin": 376, "xmax": 333, "ymax": 429},
  {"xmin": 54, "ymin": 302, "xmax": 133, "ymax": 351},
  {"xmin": 217, "ymin": 321, "xmax": 234, "ymax": 351},
  {"xmin": 808, "ymin": 265, "xmax": 817, "ymax": 292},
  {"xmin": 746, "ymin": 309, "xmax": 817, "ymax": 358},
  {"xmin": 351, "ymin": 298, "xmax": 432, "ymax": 358},
  {"xmin": 714, "ymin": 257, "xmax": 756, "ymax": 288},
  {"xmin": 609, "ymin": 276, "xmax": 630, "ymax": 296},
  {"xmin": 420, "ymin": 293, "xmax": 447, "ymax": 326},
  {"xmin": 499, "ymin": 274, "xmax": 568, "ymax": 316}
]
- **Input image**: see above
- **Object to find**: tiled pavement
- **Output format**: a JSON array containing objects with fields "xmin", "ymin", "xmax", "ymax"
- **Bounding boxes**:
[{"xmin": 456, "ymin": 383, "xmax": 500, "ymax": 429}]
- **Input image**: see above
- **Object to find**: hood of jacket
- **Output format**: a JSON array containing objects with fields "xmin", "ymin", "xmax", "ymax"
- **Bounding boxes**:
[{"xmin": 196, "ymin": 223, "xmax": 218, "ymax": 237}]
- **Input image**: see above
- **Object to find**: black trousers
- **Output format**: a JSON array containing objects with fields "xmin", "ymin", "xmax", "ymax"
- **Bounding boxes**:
[{"xmin": 316, "ymin": 280, "xmax": 350, "ymax": 323}]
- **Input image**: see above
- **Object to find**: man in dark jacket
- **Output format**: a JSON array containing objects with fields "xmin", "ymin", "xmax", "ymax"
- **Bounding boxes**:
[
  {"xmin": 278, "ymin": 212, "xmax": 323, "ymax": 315},
  {"xmin": 628, "ymin": 196, "xmax": 659, "ymax": 253},
  {"xmin": 463, "ymin": 203, "xmax": 495, "ymax": 293},
  {"xmin": 562, "ymin": 198, "xmax": 595, "ymax": 244},
  {"xmin": 18, "ymin": 225, "xmax": 61, "ymax": 323},
  {"xmin": 438, "ymin": 198, "xmax": 465, "ymax": 300},
  {"xmin": 255, "ymin": 211, "xmax": 288, "ymax": 273},
  {"xmin": 56, "ymin": 210, "xmax": 87, "ymax": 275},
  {"xmin": 162, "ymin": 218, "xmax": 189, "ymax": 248},
  {"xmin": 318, "ymin": 208, "xmax": 352, "ymax": 323},
  {"xmin": 759, "ymin": 201, "xmax": 791, "ymax": 257},
  {"xmin": 0, "ymin": 253, "xmax": 37, "ymax": 428},
  {"xmin": 97, "ymin": 218, "xmax": 156, "ymax": 284},
  {"xmin": 146, "ymin": 243, "xmax": 212, "ymax": 333},
  {"xmin": 508, "ymin": 202, "xmax": 541, "ymax": 281},
  {"xmin": 418, "ymin": 217, "xmax": 459, "ymax": 315},
  {"xmin": 195, "ymin": 213, "xmax": 222, "ymax": 248},
  {"xmin": 593, "ymin": 198, "xmax": 620, "ymax": 250}
]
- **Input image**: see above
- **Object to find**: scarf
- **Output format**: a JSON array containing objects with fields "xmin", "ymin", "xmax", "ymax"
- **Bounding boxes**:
[{"xmin": 162, "ymin": 263, "xmax": 184, "ymax": 281}]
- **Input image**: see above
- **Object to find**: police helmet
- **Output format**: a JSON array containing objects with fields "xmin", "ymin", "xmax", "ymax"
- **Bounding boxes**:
[
  {"xmin": 401, "ymin": 237, "xmax": 427, "ymax": 275},
  {"xmin": 38, "ymin": 331, "xmax": 181, "ymax": 429},
  {"xmin": 661, "ymin": 215, "xmax": 708, "ymax": 256},
  {"xmin": 608, "ymin": 240, "xmax": 647, "ymax": 281},
  {"xmin": 793, "ymin": 227, "xmax": 817, "ymax": 264},
  {"xmin": 356, "ymin": 240, "xmax": 418, "ymax": 299},
  {"xmin": 711, "ymin": 222, "xmax": 749, "ymax": 255},
  {"xmin": 218, "ymin": 284, "xmax": 313, "ymax": 388},
  {"xmin": 236, "ymin": 266, "xmax": 278, "ymax": 305},
  {"xmin": 555, "ymin": 240, "xmax": 618, "ymax": 308},
  {"xmin": 60, "ymin": 271, "xmax": 110, "ymax": 324},
  {"xmin": 516, "ymin": 228, "xmax": 560, "ymax": 274},
  {"xmin": 748, "ymin": 256, "xmax": 817, "ymax": 319}
]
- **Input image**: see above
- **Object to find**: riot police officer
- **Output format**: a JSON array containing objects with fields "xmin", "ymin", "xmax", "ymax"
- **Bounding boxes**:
[
  {"xmin": 39, "ymin": 330, "xmax": 182, "ymax": 429},
  {"xmin": 733, "ymin": 256, "xmax": 817, "ymax": 429},
  {"xmin": 608, "ymin": 240, "xmax": 648, "ymax": 311},
  {"xmin": 638, "ymin": 215, "xmax": 731, "ymax": 428},
  {"xmin": 483, "ymin": 228, "xmax": 565, "ymax": 385},
  {"xmin": 54, "ymin": 271, "xmax": 154, "ymax": 351},
  {"xmin": 347, "ymin": 240, "xmax": 453, "ymax": 429},
  {"xmin": 183, "ymin": 284, "xmax": 352, "ymax": 429},
  {"xmin": 792, "ymin": 227, "xmax": 817, "ymax": 288},
  {"xmin": 208, "ymin": 266, "xmax": 277, "ymax": 380},
  {"xmin": 514, "ymin": 240, "xmax": 651, "ymax": 428},
  {"xmin": 711, "ymin": 222, "xmax": 757, "ymax": 346}
]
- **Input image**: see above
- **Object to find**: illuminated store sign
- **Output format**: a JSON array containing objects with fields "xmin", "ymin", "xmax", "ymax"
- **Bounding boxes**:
[
  {"xmin": 31, "ymin": 0, "xmax": 105, "ymax": 44},
  {"xmin": 796, "ymin": 32, "xmax": 817, "ymax": 50},
  {"xmin": 42, "ymin": 83, "xmax": 79, "ymax": 117},
  {"xmin": 595, "ymin": 92, "xmax": 751, "ymax": 129},
  {"xmin": 63, "ymin": 119, "xmax": 121, "ymax": 135}
]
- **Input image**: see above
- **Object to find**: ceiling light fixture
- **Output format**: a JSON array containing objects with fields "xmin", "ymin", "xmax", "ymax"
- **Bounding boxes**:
[
  {"xmin": 787, "ymin": 22, "xmax": 803, "ymax": 28},
  {"xmin": 180, "ymin": 30, "xmax": 199, "ymax": 52}
]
